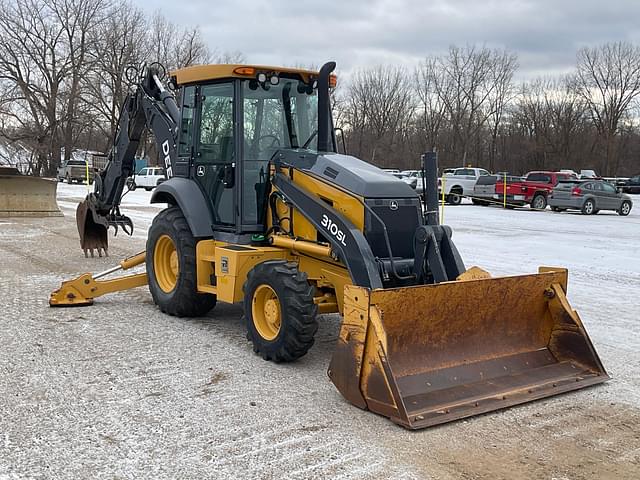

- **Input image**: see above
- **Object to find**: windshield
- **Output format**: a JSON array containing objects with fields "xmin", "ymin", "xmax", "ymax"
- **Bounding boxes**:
[
  {"xmin": 241, "ymin": 77, "xmax": 319, "ymax": 225},
  {"xmin": 243, "ymin": 77, "xmax": 318, "ymax": 157}
]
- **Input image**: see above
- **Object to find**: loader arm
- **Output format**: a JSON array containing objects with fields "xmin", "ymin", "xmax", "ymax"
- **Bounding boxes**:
[{"xmin": 77, "ymin": 67, "xmax": 180, "ymax": 257}]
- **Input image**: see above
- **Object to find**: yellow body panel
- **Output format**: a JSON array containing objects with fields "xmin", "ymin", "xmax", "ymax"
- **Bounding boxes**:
[
  {"xmin": 171, "ymin": 64, "xmax": 320, "ymax": 86},
  {"xmin": 194, "ymin": 238, "xmax": 349, "ymax": 313},
  {"xmin": 288, "ymin": 169, "xmax": 365, "ymax": 238}
]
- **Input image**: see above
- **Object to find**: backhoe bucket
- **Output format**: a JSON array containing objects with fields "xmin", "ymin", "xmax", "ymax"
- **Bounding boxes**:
[
  {"xmin": 328, "ymin": 268, "xmax": 608, "ymax": 429},
  {"xmin": 0, "ymin": 167, "xmax": 62, "ymax": 217},
  {"xmin": 76, "ymin": 199, "xmax": 108, "ymax": 257}
]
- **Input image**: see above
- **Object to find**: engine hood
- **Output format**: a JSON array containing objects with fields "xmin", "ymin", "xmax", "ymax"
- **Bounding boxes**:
[{"xmin": 276, "ymin": 150, "xmax": 418, "ymax": 199}]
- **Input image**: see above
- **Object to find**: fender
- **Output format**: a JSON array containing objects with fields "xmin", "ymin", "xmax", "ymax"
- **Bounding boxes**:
[
  {"xmin": 271, "ymin": 171, "xmax": 383, "ymax": 289},
  {"xmin": 150, "ymin": 177, "xmax": 213, "ymax": 238}
]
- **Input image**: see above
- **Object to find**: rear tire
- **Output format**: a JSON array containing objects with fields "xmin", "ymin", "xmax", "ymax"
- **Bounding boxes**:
[
  {"xmin": 619, "ymin": 200, "xmax": 632, "ymax": 216},
  {"xmin": 581, "ymin": 199, "xmax": 595, "ymax": 215},
  {"xmin": 531, "ymin": 194, "xmax": 547, "ymax": 210},
  {"xmin": 243, "ymin": 260, "xmax": 318, "ymax": 362},
  {"xmin": 146, "ymin": 206, "xmax": 216, "ymax": 317},
  {"xmin": 447, "ymin": 192, "xmax": 463, "ymax": 205}
]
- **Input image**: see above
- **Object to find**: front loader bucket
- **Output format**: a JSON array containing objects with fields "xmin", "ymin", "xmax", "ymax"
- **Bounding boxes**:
[
  {"xmin": 76, "ymin": 199, "xmax": 108, "ymax": 257},
  {"xmin": 328, "ymin": 268, "xmax": 608, "ymax": 429},
  {"xmin": 0, "ymin": 168, "xmax": 62, "ymax": 217}
]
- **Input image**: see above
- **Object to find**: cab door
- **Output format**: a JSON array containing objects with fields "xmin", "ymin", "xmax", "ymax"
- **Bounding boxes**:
[{"xmin": 194, "ymin": 82, "xmax": 236, "ymax": 228}]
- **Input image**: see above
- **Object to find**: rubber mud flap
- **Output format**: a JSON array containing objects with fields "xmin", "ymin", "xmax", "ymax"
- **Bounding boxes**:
[{"xmin": 328, "ymin": 269, "xmax": 609, "ymax": 429}]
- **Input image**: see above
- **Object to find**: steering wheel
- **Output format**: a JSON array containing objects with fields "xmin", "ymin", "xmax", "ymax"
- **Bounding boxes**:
[{"xmin": 257, "ymin": 135, "xmax": 281, "ymax": 150}]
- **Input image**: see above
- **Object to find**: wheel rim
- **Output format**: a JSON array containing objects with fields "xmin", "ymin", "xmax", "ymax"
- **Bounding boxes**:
[
  {"xmin": 154, "ymin": 234, "xmax": 179, "ymax": 293},
  {"xmin": 534, "ymin": 197, "xmax": 545, "ymax": 209},
  {"xmin": 585, "ymin": 202, "xmax": 593, "ymax": 214},
  {"xmin": 622, "ymin": 202, "xmax": 630, "ymax": 214},
  {"xmin": 252, "ymin": 284, "xmax": 281, "ymax": 341}
]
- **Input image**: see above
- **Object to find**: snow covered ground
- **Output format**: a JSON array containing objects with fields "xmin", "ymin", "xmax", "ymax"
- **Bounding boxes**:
[
  {"xmin": 0, "ymin": 182, "xmax": 638, "ymax": 479},
  {"xmin": 55, "ymin": 182, "xmax": 640, "ymax": 407}
]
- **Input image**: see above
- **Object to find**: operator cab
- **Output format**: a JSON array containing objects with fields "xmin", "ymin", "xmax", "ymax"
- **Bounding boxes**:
[{"xmin": 171, "ymin": 65, "xmax": 333, "ymax": 236}]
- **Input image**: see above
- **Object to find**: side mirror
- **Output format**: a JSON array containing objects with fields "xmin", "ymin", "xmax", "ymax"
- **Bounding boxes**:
[
  {"xmin": 334, "ymin": 127, "xmax": 347, "ymax": 155},
  {"xmin": 223, "ymin": 163, "xmax": 235, "ymax": 188}
]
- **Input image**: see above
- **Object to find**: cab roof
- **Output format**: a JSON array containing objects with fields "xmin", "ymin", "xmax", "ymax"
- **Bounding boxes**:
[{"xmin": 171, "ymin": 64, "xmax": 320, "ymax": 86}]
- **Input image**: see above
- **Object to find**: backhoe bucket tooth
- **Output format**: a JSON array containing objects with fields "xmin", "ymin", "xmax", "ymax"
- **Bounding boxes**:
[
  {"xmin": 328, "ymin": 268, "xmax": 608, "ymax": 429},
  {"xmin": 76, "ymin": 199, "xmax": 108, "ymax": 256}
]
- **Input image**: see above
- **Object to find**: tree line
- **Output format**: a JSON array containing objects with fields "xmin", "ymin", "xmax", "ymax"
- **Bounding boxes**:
[
  {"xmin": 0, "ymin": 0, "xmax": 241, "ymax": 175},
  {"xmin": 338, "ymin": 42, "xmax": 640, "ymax": 176},
  {"xmin": 1, "ymin": 1, "xmax": 639, "ymax": 177}
]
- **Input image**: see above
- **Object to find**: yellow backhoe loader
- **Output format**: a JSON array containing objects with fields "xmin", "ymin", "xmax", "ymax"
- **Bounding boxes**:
[{"xmin": 50, "ymin": 62, "xmax": 608, "ymax": 429}]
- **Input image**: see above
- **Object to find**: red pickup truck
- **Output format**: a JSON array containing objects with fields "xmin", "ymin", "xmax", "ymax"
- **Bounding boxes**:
[{"xmin": 473, "ymin": 171, "xmax": 577, "ymax": 209}]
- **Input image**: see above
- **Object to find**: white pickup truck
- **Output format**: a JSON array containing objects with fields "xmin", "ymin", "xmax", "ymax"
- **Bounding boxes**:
[{"xmin": 437, "ymin": 167, "xmax": 491, "ymax": 205}]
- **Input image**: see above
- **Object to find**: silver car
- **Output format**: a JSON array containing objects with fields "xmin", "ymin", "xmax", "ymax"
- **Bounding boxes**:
[{"xmin": 548, "ymin": 180, "xmax": 633, "ymax": 216}]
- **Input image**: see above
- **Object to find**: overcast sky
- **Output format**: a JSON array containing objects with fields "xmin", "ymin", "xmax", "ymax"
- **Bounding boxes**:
[{"xmin": 132, "ymin": 0, "xmax": 640, "ymax": 79}]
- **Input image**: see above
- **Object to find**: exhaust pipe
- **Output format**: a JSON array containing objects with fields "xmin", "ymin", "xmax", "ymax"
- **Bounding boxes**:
[{"xmin": 317, "ymin": 62, "xmax": 336, "ymax": 153}]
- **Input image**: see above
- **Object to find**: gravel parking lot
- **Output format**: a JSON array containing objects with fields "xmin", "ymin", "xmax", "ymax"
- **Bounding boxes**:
[{"xmin": 1, "ymin": 184, "xmax": 639, "ymax": 479}]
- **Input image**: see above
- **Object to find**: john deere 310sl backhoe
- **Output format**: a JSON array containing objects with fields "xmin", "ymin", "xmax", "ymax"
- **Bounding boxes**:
[{"xmin": 50, "ymin": 62, "xmax": 608, "ymax": 429}]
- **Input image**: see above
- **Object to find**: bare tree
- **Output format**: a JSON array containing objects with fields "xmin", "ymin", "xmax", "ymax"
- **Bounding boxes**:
[
  {"xmin": 574, "ymin": 41, "xmax": 640, "ymax": 174},
  {"xmin": 344, "ymin": 65, "xmax": 414, "ymax": 167},
  {"xmin": 485, "ymin": 50, "xmax": 518, "ymax": 171},
  {"xmin": 85, "ymin": 1, "xmax": 147, "ymax": 144},
  {"xmin": 414, "ymin": 57, "xmax": 449, "ymax": 153},
  {"xmin": 147, "ymin": 11, "xmax": 211, "ymax": 70},
  {"xmin": 51, "ymin": 0, "xmax": 107, "ymax": 162}
]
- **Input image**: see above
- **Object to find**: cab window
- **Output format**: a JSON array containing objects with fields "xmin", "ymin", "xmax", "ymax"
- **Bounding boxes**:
[{"xmin": 527, "ymin": 173, "xmax": 551, "ymax": 183}]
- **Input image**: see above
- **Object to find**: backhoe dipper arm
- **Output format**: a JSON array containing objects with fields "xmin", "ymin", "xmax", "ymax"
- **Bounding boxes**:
[{"xmin": 77, "ymin": 68, "xmax": 180, "ymax": 256}]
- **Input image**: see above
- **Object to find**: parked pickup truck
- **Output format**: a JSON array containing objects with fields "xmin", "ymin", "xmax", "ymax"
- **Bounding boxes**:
[
  {"xmin": 57, "ymin": 159, "xmax": 94, "ymax": 184},
  {"xmin": 473, "ymin": 171, "xmax": 577, "ymax": 209},
  {"xmin": 436, "ymin": 167, "xmax": 492, "ymax": 205}
]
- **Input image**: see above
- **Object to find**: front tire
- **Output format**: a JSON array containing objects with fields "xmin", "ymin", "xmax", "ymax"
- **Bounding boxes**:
[
  {"xmin": 243, "ymin": 261, "xmax": 318, "ymax": 362},
  {"xmin": 146, "ymin": 206, "xmax": 216, "ymax": 317}
]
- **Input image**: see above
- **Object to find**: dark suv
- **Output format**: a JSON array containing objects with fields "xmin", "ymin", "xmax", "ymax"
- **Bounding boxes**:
[{"xmin": 622, "ymin": 175, "xmax": 640, "ymax": 194}]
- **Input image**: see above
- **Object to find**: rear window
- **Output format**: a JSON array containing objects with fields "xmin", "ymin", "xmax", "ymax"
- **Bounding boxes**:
[
  {"xmin": 455, "ymin": 168, "xmax": 476, "ymax": 176},
  {"xmin": 67, "ymin": 160, "xmax": 86, "ymax": 166},
  {"xmin": 526, "ymin": 173, "xmax": 551, "ymax": 183},
  {"xmin": 555, "ymin": 181, "xmax": 580, "ymax": 190}
]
